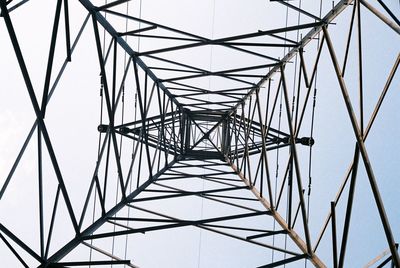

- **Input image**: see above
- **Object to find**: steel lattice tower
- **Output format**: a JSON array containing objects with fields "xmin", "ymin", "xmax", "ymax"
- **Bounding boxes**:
[{"xmin": 0, "ymin": 0, "xmax": 399, "ymax": 267}]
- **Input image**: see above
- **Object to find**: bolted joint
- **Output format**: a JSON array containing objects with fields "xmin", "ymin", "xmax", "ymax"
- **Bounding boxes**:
[
  {"xmin": 119, "ymin": 127, "xmax": 131, "ymax": 134},
  {"xmin": 272, "ymin": 136, "xmax": 315, "ymax": 146},
  {"xmin": 97, "ymin": 124, "xmax": 108, "ymax": 133},
  {"xmin": 296, "ymin": 137, "xmax": 315, "ymax": 146}
]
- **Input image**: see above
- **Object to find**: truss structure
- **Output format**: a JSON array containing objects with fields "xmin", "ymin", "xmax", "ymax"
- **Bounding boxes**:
[{"xmin": 0, "ymin": 0, "xmax": 399, "ymax": 267}]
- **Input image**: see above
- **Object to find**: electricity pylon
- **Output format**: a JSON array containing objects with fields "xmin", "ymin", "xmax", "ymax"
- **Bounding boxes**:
[{"xmin": 0, "ymin": 0, "xmax": 399, "ymax": 267}]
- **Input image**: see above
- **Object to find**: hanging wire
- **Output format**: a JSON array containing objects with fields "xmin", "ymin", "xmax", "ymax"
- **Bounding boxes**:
[
  {"xmin": 121, "ymin": 2, "xmax": 131, "ymax": 266},
  {"xmin": 110, "ymin": 52, "xmax": 118, "ymax": 268},
  {"xmin": 292, "ymin": 0, "xmax": 303, "ymax": 123},
  {"xmin": 291, "ymin": 0, "xmax": 302, "ymax": 119},
  {"xmin": 197, "ymin": 1, "xmax": 216, "ymax": 267},
  {"xmin": 137, "ymin": 0, "xmax": 143, "ymax": 52},
  {"xmin": 89, "ymin": 1, "xmax": 108, "ymax": 266},
  {"xmin": 271, "ymin": 2, "xmax": 289, "ymax": 264},
  {"xmin": 288, "ymin": 0, "xmax": 304, "ymax": 266},
  {"xmin": 122, "ymin": 1, "xmax": 142, "ymax": 265},
  {"xmin": 89, "ymin": 63, "xmax": 104, "ymax": 268},
  {"xmin": 110, "ymin": 0, "xmax": 132, "ymax": 265},
  {"xmin": 304, "ymin": 1, "xmax": 323, "ymax": 267}
]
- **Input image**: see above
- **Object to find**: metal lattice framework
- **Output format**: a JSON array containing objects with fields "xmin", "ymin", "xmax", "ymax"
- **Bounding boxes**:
[{"xmin": 0, "ymin": 0, "xmax": 399, "ymax": 267}]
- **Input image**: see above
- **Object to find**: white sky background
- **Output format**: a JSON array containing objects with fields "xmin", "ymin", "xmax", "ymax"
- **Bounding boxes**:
[{"xmin": 0, "ymin": 0, "xmax": 399, "ymax": 267}]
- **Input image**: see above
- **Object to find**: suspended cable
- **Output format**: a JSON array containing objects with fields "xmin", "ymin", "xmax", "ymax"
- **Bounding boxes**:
[
  {"xmin": 137, "ymin": 0, "xmax": 143, "ymax": 52},
  {"xmin": 304, "ymin": 1, "xmax": 322, "ymax": 267},
  {"xmin": 304, "ymin": 1, "xmax": 323, "ymax": 267},
  {"xmin": 197, "ymin": 2, "xmax": 216, "ymax": 267},
  {"xmin": 272, "ymin": 2, "xmax": 289, "ymax": 264},
  {"xmin": 110, "ymin": 1, "xmax": 132, "ymax": 265},
  {"xmin": 110, "ymin": 44, "xmax": 119, "ymax": 268},
  {"xmin": 89, "ymin": 2, "xmax": 108, "ymax": 266},
  {"xmin": 122, "ymin": 2, "xmax": 131, "ymax": 266}
]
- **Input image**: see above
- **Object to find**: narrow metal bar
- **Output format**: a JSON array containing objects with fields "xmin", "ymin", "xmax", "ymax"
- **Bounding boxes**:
[
  {"xmin": 338, "ymin": 144, "xmax": 360, "ymax": 268},
  {"xmin": 118, "ymin": 25, "xmax": 157, "ymax": 36},
  {"xmin": 364, "ymin": 247, "xmax": 393, "ymax": 268},
  {"xmin": 0, "ymin": 223, "xmax": 42, "ymax": 263},
  {"xmin": 247, "ymin": 230, "xmax": 288, "ymax": 240},
  {"xmin": 102, "ymin": 133, "xmax": 112, "ymax": 203},
  {"xmin": 94, "ymin": 174, "xmax": 106, "ymax": 215},
  {"xmin": 63, "ymin": 0, "xmax": 71, "ymax": 61},
  {"xmin": 298, "ymin": 48, "xmax": 310, "ymax": 88},
  {"xmin": 112, "ymin": 38, "xmax": 117, "ymax": 112},
  {"xmin": 342, "ymin": 2, "xmax": 357, "ymax": 77},
  {"xmin": 291, "ymin": 189, "xmax": 304, "ymax": 230},
  {"xmin": 123, "ymin": 32, "xmax": 199, "ymax": 42},
  {"xmin": 280, "ymin": 65, "xmax": 313, "ymax": 254},
  {"xmin": 162, "ymin": 89, "xmax": 168, "ymax": 165},
  {"xmin": 331, "ymin": 202, "xmax": 338, "ymax": 268},
  {"xmin": 287, "ymin": 152, "xmax": 294, "ymax": 229},
  {"xmin": 238, "ymin": 108, "xmax": 246, "ymax": 173},
  {"xmin": 376, "ymin": 0, "xmax": 400, "ymax": 26},
  {"xmin": 0, "ymin": 233, "xmax": 29, "ymax": 268},
  {"xmin": 81, "ymin": 241, "xmax": 138, "ymax": 268},
  {"xmin": 203, "ymin": 224, "xmax": 268, "ymax": 232},
  {"xmin": 37, "ymin": 131, "xmax": 44, "ymax": 258},
  {"xmin": 364, "ymin": 53, "xmax": 400, "ymax": 137},
  {"xmin": 145, "ymin": 80, "xmax": 156, "ymax": 118},
  {"xmin": 255, "ymin": 88, "xmax": 274, "ymax": 208},
  {"xmin": 4, "ymin": 0, "xmax": 28, "ymax": 13},
  {"xmin": 131, "ymin": 186, "xmax": 248, "ymax": 203},
  {"xmin": 45, "ymin": 186, "xmax": 61, "ymax": 259},
  {"xmin": 123, "ymin": 131, "xmax": 142, "ymax": 191},
  {"xmin": 357, "ymin": 0, "xmax": 364, "ymax": 135},
  {"xmin": 54, "ymin": 260, "xmax": 131, "ymax": 266},
  {"xmin": 133, "ymin": 62, "xmax": 154, "ymax": 179},
  {"xmin": 40, "ymin": 0, "xmax": 63, "ymax": 116},
  {"xmin": 0, "ymin": 123, "xmax": 35, "ymax": 200},
  {"xmin": 360, "ymin": 0, "xmax": 400, "ymax": 34},
  {"xmin": 246, "ymin": 96, "xmax": 258, "ymax": 184},
  {"xmin": 136, "ymin": 133, "xmax": 144, "ymax": 188},
  {"xmin": 257, "ymin": 254, "xmax": 307, "ymax": 268},
  {"xmin": 97, "ymin": 0, "xmax": 130, "ymax": 11},
  {"xmin": 225, "ymin": 42, "xmax": 297, "ymax": 47},
  {"xmin": 272, "ymin": 0, "xmax": 321, "ymax": 21}
]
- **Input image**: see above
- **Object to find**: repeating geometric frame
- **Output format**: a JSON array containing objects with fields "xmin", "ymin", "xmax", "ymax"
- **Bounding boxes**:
[{"xmin": 0, "ymin": 0, "xmax": 399, "ymax": 267}]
